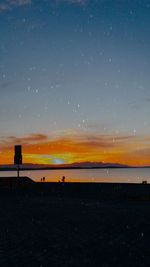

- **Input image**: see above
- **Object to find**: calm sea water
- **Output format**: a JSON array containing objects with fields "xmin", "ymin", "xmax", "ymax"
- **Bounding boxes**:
[{"xmin": 0, "ymin": 168, "xmax": 149, "ymax": 183}]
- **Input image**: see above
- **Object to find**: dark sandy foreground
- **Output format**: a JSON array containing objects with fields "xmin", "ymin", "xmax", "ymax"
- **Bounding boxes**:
[{"xmin": 0, "ymin": 179, "xmax": 150, "ymax": 266}]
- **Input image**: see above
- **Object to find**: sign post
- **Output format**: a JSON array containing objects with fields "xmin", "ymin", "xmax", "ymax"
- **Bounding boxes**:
[{"xmin": 14, "ymin": 145, "xmax": 22, "ymax": 178}]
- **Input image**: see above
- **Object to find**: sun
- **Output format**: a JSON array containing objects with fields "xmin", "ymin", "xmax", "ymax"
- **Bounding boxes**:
[{"xmin": 51, "ymin": 159, "xmax": 65, "ymax": 165}]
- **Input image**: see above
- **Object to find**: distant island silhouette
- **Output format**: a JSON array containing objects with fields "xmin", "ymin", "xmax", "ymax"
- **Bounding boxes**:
[{"xmin": 0, "ymin": 162, "xmax": 149, "ymax": 171}]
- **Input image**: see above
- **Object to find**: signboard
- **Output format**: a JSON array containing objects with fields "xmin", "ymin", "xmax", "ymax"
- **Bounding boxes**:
[{"xmin": 14, "ymin": 145, "xmax": 22, "ymax": 165}]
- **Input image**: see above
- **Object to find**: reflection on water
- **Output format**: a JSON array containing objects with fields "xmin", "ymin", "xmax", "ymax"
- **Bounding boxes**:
[{"xmin": 0, "ymin": 168, "xmax": 150, "ymax": 183}]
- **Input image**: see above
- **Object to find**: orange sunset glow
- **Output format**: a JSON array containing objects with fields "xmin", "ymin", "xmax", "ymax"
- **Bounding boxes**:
[{"xmin": 0, "ymin": 132, "xmax": 150, "ymax": 167}]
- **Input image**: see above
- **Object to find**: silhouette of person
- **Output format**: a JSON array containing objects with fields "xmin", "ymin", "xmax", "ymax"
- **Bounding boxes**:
[
  {"xmin": 43, "ymin": 177, "xmax": 45, "ymax": 182},
  {"xmin": 62, "ymin": 176, "xmax": 65, "ymax": 183}
]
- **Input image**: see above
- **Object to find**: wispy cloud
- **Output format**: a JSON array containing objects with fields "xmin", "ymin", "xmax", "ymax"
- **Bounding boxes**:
[
  {"xmin": 54, "ymin": 0, "xmax": 86, "ymax": 4},
  {"xmin": 0, "ymin": 0, "xmax": 86, "ymax": 12},
  {"xmin": 53, "ymin": 0, "xmax": 87, "ymax": 7},
  {"xmin": 60, "ymin": 0, "xmax": 86, "ymax": 4},
  {"xmin": 0, "ymin": 0, "xmax": 32, "ymax": 12},
  {"xmin": 144, "ymin": 97, "xmax": 150, "ymax": 102},
  {"xmin": 0, "ymin": 133, "xmax": 48, "ymax": 146},
  {"xmin": 9, "ymin": 0, "xmax": 32, "ymax": 6}
]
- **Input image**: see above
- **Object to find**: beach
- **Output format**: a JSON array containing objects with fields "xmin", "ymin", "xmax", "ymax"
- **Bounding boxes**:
[{"xmin": 0, "ymin": 178, "xmax": 150, "ymax": 266}]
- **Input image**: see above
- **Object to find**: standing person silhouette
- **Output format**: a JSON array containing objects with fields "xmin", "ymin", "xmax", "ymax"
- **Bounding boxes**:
[{"xmin": 62, "ymin": 176, "xmax": 65, "ymax": 183}]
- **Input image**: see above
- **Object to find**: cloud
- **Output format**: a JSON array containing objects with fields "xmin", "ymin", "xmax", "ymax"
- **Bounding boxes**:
[
  {"xmin": 0, "ymin": 3, "xmax": 10, "ymax": 11},
  {"xmin": 8, "ymin": 0, "xmax": 32, "ymax": 6},
  {"xmin": 144, "ymin": 97, "xmax": 150, "ymax": 102},
  {"xmin": 0, "ymin": 132, "xmax": 144, "ymax": 153},
  {"xmin": 54, "ymin": 0, "xmax": 86, "ymax": 6},
  {"xmin": 0, "ymin": 80, "xmax": 17, "ymax": 90},
  {"xmin": 1, "ymin": 131, "xmax": 150, "ymax": 166},
  {"xmin": 0, "ymin": 0, "xmax": 85, "ymax": 11},
  {"xmin": 61, "ymin": 0, "xmax": 86, "ymax": 4},
  {"xmin": 0, "ymin": 133, "xmax": 48, "ymax": 148},
  {"xmin": 0, "ymin": 0, "xmax": 32, "ymax": 12}
]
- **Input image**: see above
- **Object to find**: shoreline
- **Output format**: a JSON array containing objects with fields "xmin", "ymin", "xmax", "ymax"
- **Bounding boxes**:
[
  {"xmin": 0, "ymin": 166, "xmax": 150, "ymax": 172},
  {"xmin": 0, "ymin": 177, "xmax": 150, "ymax": 200}
]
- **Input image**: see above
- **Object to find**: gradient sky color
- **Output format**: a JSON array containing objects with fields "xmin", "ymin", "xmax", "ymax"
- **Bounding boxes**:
[{"xmin": 0, "ymin": 0, "xmax": 150, "ymax": 166}]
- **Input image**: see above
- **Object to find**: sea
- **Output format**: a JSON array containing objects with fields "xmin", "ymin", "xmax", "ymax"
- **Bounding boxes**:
[{"xmin": 0, "ymin": 168, "xmax": 150, "ymax": 183}]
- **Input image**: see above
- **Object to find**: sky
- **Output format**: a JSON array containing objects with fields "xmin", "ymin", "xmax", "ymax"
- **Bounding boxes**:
[{"xmin": 0, "ymin": 0, "xmax": 150, "ymax": 166}]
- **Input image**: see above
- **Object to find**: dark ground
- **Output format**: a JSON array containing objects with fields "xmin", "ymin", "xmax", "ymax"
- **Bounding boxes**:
[{"xmin": 0, "ymin": 182, "xmax": 150, "ymax": 267}]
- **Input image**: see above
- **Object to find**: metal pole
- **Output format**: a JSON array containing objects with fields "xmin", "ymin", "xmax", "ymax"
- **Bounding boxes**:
[{"xmin": 17, "ymin": 164, "xmax": 19, "ymax": 178}]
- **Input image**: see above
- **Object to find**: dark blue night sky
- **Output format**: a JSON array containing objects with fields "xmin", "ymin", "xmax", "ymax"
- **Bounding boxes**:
[{"xmin": 0, "ymin": 0, "xmax": 150, "ymax": 165}]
